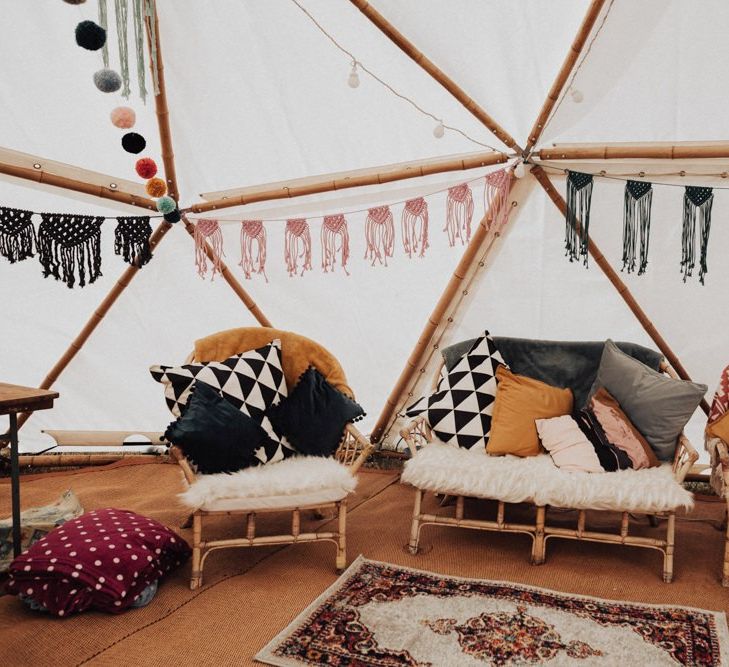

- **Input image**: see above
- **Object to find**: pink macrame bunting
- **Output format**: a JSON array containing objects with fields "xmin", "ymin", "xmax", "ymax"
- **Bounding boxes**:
[
  {"xmin": 194, "ymin": 218, "xmax": 224, "ymax": 280},
  {"xmin": 364, "ymin": 205, "xmax": 394, "ymax": 266},
  {"xmin": 239, "ymin": 220, "xmax": 268, "ymax": 282},
  {"xmin": 285, "ymin": 218, "xmax": 312, "ymax": 277},
  {"xmin": 321, "ymin": 214, "xmax": 350, "ymax": 276},
  {"xmin": 401, "ymin": 197, "xmax": 429, "ymax": 259},
  {"xmin": 444, "ymin": 183, "xmax": 474, "ymax": 246},
  {"xmin": 484, "ymin": 168, "xmax": 512, "ymax": 232}
]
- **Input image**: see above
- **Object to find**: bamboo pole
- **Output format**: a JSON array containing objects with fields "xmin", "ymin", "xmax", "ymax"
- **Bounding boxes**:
[
  {"xmin": 531, "ymin": 164, "xmax": 711, "ymax": 416},
  {"xmin": 370, "ymin": 172, "xmax": 516, "ymax": 442},
  {"xmin": 15, "ymin": 452, "xmax": 164, "ymax": 468},
  {"xmin": 538, "ymin": 143, "xmax": 729, "ymax": 160},
  {"xmin": 348, "ymin": 0, "xmax": 521, "ymax": 153},
  {"xmin": 145, "ymin": 7, "xmax": 271, "ymax": 327},
  {"xmin": 187, "ymin": 151, "xmax": 508, "ymax": 214},
  {"xmin": 0, "ymin": 160, "xmax": 156, "ymax": 210},
  {"xmin": 525, "ymin": 0, "xmax": 606, "ymax": 153}
]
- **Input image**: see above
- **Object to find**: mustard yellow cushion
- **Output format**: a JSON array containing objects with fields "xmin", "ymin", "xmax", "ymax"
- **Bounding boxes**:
[
  {"xmin": 193, "ymin": 327, "xmax": 353, "ymax": 398},
  {"xmin": 708, "ymin": 412, "xmax": 729, "ymax": 443},
  {"xmin": 487, "ymin": 366, "xmax": 573, "ymax": 457}
]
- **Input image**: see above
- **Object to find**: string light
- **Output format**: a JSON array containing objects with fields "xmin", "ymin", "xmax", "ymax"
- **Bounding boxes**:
[
  {"xmin": 433, "ymin": 121, "xmax": 444, "ymax": 139},
  {"xmin": 570, "ymin": 89, "xmax": 584, "ymax": 103},
  {"xmin": 289, "ymin": 0, "xmax": 498, "ymax": 151},
  {"xmin": 514, "ymin": 161, "xmax": 526, "ymax": 178},
  {"xmin": 347, "ymin": 62, "xmax": 360, "ymax": 89}
]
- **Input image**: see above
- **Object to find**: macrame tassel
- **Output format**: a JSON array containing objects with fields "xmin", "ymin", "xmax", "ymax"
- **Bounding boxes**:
[
  {"xmin": 0, "ymin": 206, "xmax": 36, "ymax": 263},
  {"xmin": 565, "ymin": 170, "xmax": 594, "ymax": 266},
  {"xmin": 321, "ymin": 214, "xmax": 350, "ymax": 276},
  {"xmin": 402, "ymin": 197, "xmax": 429, "ymax": 258},
  {"xmin": 114, "ymin": 0, "xmax": 130, "ymax": 98},
  {"xmin": 37, "ymin": 214, "xmax": 103, "ymax": 288},
  {"xmin": 682, "ymin": 186, "xmax": 713, "ymax": 284},
  {"xmin": 443, "ymin": 184, "xmax": 474, "ymax": 247},
  {"xmin": 483, "ymin": 168, "xmax": 512, "ymax": 231},
  {"xmin": 98, "ymin": 0, "xmax": 110, "ymax": 68},
  {"xmin": 144, "ymin": 0, "xmax": 160, "ymax": 95},
  {"xmin": 364, "ymin": 205, "xmax": 394, "ymax": 266},
  {"xmin": 621, "ymin": 180, "xmax": 653, "ymax": 275},
  {"xmin": 114, "ymin": 216, "xmax": 152, "ymax": 268},
  {"xmin": 285, "ymin": 218, "xmax": 312, "ymax": 277},
  {"xmin": 239, "ymin": 220, "xmax": 268, "ymax": 282},
  {"xmin": 132, "ymin": 0, "xmax": 147, "ymax": 101},
  {"xmin": 194, "ymin": 219, "xmax": 225, "ymax": 280}
]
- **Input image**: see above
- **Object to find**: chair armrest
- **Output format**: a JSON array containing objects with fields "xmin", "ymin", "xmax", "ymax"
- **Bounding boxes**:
[
  {"xmin": 672, "ymin": 432, "xmax": 699, "ymax": 484},
  {"xmin": 169, "ymin": 445, "xmax": 196, "ymax": 486},
  {"xmin": 399, "ymin": 416, "xmax": 433, "ymax": 457},
  {"xmin": 336, "ymin": 424, "xmax": 373, "ymax": 474}
]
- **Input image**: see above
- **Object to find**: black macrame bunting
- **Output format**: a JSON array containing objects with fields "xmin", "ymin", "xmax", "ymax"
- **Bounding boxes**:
[
  {"xmin": 565, "ymin": 170, "xmax": 593, "ymax": 266},
  {"xmin": 622, "ymin": 180, "xmax": 653, "ymax": 275},
  {"xmin": 114, "ymin": 216, "xmax": 153, "ymax": 267},
  {"xmin": 681, "ymin": 186, "xmax": 713, "ymax": 284},
  {"xmin": 0, "ymin": 206, "xmax": 37, "ymax": 263},
  {"xmin": 37, "ymin": 213, "xmax": 104, "ymax": 288}
]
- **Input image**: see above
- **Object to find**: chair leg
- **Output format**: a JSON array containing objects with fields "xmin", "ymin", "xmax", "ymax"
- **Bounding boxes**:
[
  {"xmin": 663, "ymin": 512, "xmax": 675, "ymax": 583},
  {"xmin": 336, "ymin": 501, "xmax": 347, "ymax": 572},
  {"xmin": 408, "ymin": 488, "xmax": 423, "ymax": 555},
  {"xmin": 180, "ymin": 512, "xmax": 193, "ymax": 529},
  {"xmin": 190, "ymin": 512, "xmax": 203, "ymax": 590},
  {"xmin": 532, "ymin": 506, "xmax": 546, "ymax": 565}
]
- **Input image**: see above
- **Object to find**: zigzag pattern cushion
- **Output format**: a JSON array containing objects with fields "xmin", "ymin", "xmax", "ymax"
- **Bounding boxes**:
[
  {"xmin": 405, "ymin": 331, "xmax": 505, "ymax": 450},
  {"xmin": 150, "ymin": 340, "xmax": 294, "ymax": 465}
]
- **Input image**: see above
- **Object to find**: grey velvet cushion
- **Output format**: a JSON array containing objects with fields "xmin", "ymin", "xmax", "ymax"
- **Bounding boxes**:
[
  {"xmin": 442, "ymin": 337, "xmax": 663, "ymax": 410},
  {"xmin": 588, "ymin": 340, "xmax": 707, "ymax": 461}
]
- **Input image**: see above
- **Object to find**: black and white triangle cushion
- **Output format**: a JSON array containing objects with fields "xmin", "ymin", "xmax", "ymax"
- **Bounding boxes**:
[
  {"xmin": 150, "ymin": 340, "xmax": 294, "ymax": 465},
  {"xmin": 405, "ymin": 332, "xmax": 505, "ymax": 450}
]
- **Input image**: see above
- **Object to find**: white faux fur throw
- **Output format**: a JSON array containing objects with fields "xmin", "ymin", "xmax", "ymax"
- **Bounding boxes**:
[
  {"xmin": 401, "ymin": 443, "xmax": 693, "ymax": 512},
  {"xmin": 180, "ymin": 456, "xmax": 357, "ymax": 509}
]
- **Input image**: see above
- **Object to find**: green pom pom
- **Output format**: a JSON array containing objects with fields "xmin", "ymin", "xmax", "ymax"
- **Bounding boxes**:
[{"xmin": 156, "ymin": 196, "xmax": 177, "ymax": 214}]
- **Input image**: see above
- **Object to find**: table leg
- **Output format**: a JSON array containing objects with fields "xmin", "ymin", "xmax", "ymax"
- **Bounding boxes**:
[{"xmin": 9, "ymin": 412, "xmax": 20, "ymax": 557}]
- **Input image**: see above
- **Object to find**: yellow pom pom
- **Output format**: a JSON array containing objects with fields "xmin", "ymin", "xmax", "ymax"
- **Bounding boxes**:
[{"xmin": 145, "ymin": 178, "xmax": 167, "ymax": 198}]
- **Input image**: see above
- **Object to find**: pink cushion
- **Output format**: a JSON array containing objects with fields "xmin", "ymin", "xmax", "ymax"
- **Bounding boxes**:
[
  {"xmin": 536, "ymin": 415, "xmax": 603, "ymax": 473},
  {"xmin": 6, "ymin": 509, "xmax": 190, "ymax": 616}
]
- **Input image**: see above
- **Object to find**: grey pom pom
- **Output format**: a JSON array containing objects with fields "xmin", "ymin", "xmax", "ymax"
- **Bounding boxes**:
[{"xmin": 93, "ymin": 69, "xmax": 122, "ymax": 93}]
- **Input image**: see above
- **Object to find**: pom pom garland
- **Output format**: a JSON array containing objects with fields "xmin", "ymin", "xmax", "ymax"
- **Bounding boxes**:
[
  {"xmin": 135, "ymin": 158, "xmax": 157, "ymax": 179},
  {"xmin": 163, "ymin": 209, "xmax": 182, "ymax": 224},
  {"xmin": 121, "ymin": 133, "xmax": 146, "ymax": 154},
  {"xmin": 93, "ymin": 69, "xmax": 122, "ymax": 93},
  {"xmin": 145, "ymin": 178, "xmax": 167, "ymax": 198},
  {"xmin": 110, "ymin": 107, "xmax": 136, "ymax": 129},
  {"xmin": 156, "ymin": 196, "xmax": 177, "ymax": 215},
  {"xmin": 75, "ymin": 21, "xmax": 106, "ymax": 51}
]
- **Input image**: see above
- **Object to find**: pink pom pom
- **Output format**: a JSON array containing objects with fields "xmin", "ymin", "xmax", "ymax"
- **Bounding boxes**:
[{"xmin": 110, "ymin": 107, "xmax": 136, "ymax": 129}]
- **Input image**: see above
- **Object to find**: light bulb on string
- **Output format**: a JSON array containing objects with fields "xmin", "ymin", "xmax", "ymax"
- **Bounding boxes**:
[
  {"xmin": 347, "ymin": 62, "xmax": 360, "ymax": 88},
  {"xmin": 433, "ymin": 120, "xmax": 445, "ymax": 138},
  {"xmin": 570, "ymin": 89, "xmax": 584, "ymax": 103}
]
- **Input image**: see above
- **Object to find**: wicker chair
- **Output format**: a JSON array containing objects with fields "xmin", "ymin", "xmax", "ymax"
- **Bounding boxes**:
[
  {"xmin": 706, "ymin": 436, "xmax": 729, "ymax": 585},
  {"xmin": 171, "ymin": 327, "xmax": 372, "ymax": 590}
]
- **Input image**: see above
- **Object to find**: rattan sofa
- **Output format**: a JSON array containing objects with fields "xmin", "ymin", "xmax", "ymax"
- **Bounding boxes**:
[{"xmin": 400, "ymin": 338, "xmax": 698, "ymax": 583}]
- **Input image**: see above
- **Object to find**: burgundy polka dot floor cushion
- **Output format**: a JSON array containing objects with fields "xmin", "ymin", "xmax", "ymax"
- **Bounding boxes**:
[{"xmin": 5, "ymin": 508, "xmax": 190, "ymax": 616}]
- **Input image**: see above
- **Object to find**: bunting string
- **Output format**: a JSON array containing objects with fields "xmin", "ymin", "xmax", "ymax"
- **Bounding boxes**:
[
  {"xmin": 285, "ymin": 218, "xmax": 312, "ymax": 277},
  {"xmin": 239, "ymin": 220, "xmax": 268, "ymax": 282},
  {"xmin": 321, "ymin": 214, "xmax": 350, "ymax": 275},
  {"xmin": 444, "ymin": 184, "xmax": 473, "ymax": 247}
]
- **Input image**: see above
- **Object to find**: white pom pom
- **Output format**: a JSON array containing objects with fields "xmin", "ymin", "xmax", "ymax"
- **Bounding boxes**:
[{"xmin": 514, "ymin": 162, "xmax": 526, "ymax": 178}]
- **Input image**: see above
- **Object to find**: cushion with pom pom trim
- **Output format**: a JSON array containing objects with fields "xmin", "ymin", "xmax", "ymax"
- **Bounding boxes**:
[{"xmin": 267, "ymin": 366, "xmax": 365, "ymax": 457}]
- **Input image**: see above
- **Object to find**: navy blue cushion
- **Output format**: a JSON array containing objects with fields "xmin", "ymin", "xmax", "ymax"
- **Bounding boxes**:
[
  {"xmin": 267, "ymin": 367, "xmax": 365, "ymax": 457},
  {"xmin": 164, "ymin": 382, "xmax": 271, "ymax": 474}
]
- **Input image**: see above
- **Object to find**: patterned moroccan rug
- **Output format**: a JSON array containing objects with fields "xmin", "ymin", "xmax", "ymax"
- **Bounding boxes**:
[{"xmin": 256, "ymin": 556, "xmax": 729, "ymax": 666}]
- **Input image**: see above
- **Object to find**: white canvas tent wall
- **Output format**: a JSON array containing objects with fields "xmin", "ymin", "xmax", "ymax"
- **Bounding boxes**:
[{"xmin": 0, "ymin": 0, "xmax": 727, "ymax": 457}]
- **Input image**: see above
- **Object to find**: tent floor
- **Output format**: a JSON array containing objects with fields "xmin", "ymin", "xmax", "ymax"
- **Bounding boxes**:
[{"xmin": 1, "ymin": 461, "xmax": 727, "ymax": 666}]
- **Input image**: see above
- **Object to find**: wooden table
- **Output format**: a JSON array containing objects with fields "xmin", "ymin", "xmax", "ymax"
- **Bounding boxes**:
[{"xmin": 0, "ymin": 383, "xmax": 59, "ymax": 557}]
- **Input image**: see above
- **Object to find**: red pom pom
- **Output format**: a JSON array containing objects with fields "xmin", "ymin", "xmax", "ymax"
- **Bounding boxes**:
[{"xmin": 135, "ymin": 158, "xmax": 157, "ymax": 179}]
